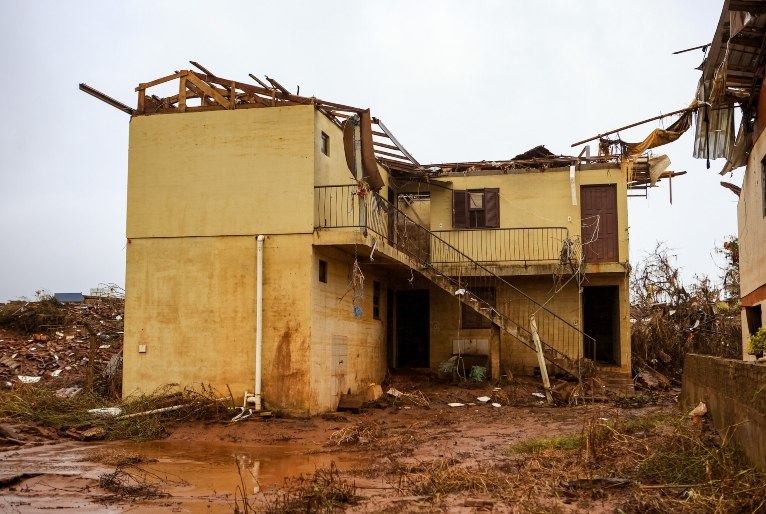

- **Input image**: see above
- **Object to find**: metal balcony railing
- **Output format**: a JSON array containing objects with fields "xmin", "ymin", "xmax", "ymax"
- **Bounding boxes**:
[
  {"xmin": 431, "ymin": 227, "xmax": 569, "ymax": 265},
  {"xmin": 314, "ymin": 184, "xmax": 595, "ymax": 375}
]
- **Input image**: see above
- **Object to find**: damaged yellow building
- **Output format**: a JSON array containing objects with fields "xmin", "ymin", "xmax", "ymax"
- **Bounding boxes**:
[{"xmin": 104, "ymin": 67, "xmax": 643, "ymax": 414}]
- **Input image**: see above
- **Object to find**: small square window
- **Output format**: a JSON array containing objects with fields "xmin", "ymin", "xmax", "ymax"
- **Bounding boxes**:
[
  {"xmin": 321, "ymin": 132, "xmax": 330, "ymax": 156},
  {"xmin": 319, "ymin": 260, "xmax": 328, "ymax": 283}
]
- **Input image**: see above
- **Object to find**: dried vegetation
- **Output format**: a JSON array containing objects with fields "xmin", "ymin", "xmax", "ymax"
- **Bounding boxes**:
[
  {"xmin": 630, "ymin": 241, "xmax": 741, "ymax": 385},
  {"xmin": 351, "ymin": 410, "xmax": 766, "ymax": 513},
  {"xmin": 0, "ymin": 383, "xmax": 232, "ymax": 441}
]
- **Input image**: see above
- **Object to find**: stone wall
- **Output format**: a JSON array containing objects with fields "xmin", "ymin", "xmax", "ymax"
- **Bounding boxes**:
[{"xmin": 681, "ymin": 354, "xmax": 766, "ymax": 469}]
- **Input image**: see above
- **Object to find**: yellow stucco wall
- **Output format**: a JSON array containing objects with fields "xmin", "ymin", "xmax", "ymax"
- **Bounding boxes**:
[
  {"xmin": 125, "ymin": 104, "xmax": 395, "ymax": 415},
  {"xmin": 429, "ymin": 166, "xmax": 629, "ymax": 265},
  {"xmin": 123, "ymin": 236, "xmax": 258, "ymax": 398},
  {"xmin": 738, "ymin": 132, "xmax": 766, "ymax": 299},
  {"xmin": 123, "ymin": 234, "xmax": 317, "ymax": 413},
  {"xmin": 127, "ymin": 105, "xmax": 316, "ymax": 238},
  {"xmin": 310, "ymin": 247, "xmax": 387, "ymax": 411},
  {"xmin": 738, "ymin": 127, "xmax": 766, "ymax": 356}
]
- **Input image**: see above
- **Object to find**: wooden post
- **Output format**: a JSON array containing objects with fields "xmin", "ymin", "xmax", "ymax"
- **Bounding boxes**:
[
  {"xmin": 490, "ymin": 323, "xmax": 501, "ymax": 381},
  {"xmin": 530, "ymin": 315, "xmax": 553, "ymax": 404},
  {"xmin": 178, "ymin": 76, "xmax": 187, "ymax": 112}
]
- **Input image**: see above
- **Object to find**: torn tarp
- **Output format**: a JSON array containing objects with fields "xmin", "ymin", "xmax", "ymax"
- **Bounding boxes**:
[
  {"xmin": 623, "ymin": 104, "xmax": 696, "ymax": 157},
  {"xmin": 719, "ymin": 121, "xmax": 750, "ymax": 175}
]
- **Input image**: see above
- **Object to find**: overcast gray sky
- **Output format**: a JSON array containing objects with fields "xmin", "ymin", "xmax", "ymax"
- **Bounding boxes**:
[{"xmin": 0, "ymin": 0, "xmax": 736, "ymax": 302}]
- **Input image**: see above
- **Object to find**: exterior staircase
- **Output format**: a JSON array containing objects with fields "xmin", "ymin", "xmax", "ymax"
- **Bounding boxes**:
[{"xmin": 316, "ymin": 185, "xmax": 598, "ymax": 380}]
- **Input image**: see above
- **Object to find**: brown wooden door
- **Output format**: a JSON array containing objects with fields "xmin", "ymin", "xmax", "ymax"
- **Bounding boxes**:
[{"xmin": 581, "ymin": 185, "xmax": 618, "ymax": 263}]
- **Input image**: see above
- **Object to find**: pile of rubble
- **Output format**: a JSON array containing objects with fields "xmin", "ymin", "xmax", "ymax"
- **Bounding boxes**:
[{"xmin": 0, "ymin": 297, "xmax": 124, "ymax": 394}]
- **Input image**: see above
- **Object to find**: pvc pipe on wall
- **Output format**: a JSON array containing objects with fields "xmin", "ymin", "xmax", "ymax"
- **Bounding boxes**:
[{"xmin": 255, "ymin": 235, "xmax": 266, "ymax": 411}]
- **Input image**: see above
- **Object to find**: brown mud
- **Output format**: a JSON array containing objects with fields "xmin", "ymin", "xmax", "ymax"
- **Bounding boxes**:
[{"xmin": 0, "ymin": 374, "xmax": 680, "ymax": 513}]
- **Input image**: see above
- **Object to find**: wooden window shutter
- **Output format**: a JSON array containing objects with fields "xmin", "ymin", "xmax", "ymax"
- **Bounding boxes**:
[
  {"xmin": 484, "ymin": 188, "xmax": 500, "ymax": 228},
  {"xmin": 453, "ymin": 191, "xmax": 468, "ymax": 228}
]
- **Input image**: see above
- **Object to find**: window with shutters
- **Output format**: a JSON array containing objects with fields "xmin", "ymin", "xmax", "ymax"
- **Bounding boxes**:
[{"xmin": 453, "ymin": 189, "xmax": 500, "ymax": 229}]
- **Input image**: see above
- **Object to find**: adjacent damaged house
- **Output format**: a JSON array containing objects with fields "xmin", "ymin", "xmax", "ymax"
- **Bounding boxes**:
[
  {"xmin": 82, "ymin": 65, "xmax": 675, "ymax": 414},
  {"xmin": 695, "ymin": 0, "xmax": 766, "ymax": 357}
]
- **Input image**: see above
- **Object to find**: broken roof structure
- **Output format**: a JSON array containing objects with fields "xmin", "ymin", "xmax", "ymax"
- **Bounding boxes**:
[{"xmin": 81, "ymin": 62, "xmax": 682, "ymax": 194}]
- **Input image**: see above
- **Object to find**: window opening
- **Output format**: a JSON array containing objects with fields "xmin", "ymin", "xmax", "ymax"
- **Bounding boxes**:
[
  {"xmin": 319, "ymin": 259, "xmax": 328, "ymax": 283},
  {"xmin": 321, "ymin": 132, "xmax": 330, "ymax": 156}
]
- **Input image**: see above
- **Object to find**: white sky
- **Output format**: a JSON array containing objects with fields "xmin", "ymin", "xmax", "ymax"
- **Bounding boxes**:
[{"xmin": 0, "ymin": 0, "xmax": 738, "ymax": 302}]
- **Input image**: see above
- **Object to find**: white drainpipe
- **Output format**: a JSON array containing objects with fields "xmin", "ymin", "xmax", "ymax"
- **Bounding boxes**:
[{"xmin": 255, "ymin": 234, "xmax": 266, "ymax": 411}]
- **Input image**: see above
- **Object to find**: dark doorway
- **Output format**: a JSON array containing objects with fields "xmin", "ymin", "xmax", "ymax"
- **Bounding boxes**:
[
  {"xmin": 395, "ymin": 289, "xmax": 430, "ymax": 368},
  {"xmin": 581, "ymin": 185, "xmax": 618, "ymax": 263},
  {"xmin": 583, "ymin": 286, "xmax": 619, "ymax": 364}
]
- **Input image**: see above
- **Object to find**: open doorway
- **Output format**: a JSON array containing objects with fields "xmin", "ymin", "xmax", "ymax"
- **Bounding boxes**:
[
  {"xmin": 583, "ymin": 286, "xmax": 619, "ymax": 364},
  {"xmin": 394, "ymin": 289, "xmax": 430, "ymax": 368}
]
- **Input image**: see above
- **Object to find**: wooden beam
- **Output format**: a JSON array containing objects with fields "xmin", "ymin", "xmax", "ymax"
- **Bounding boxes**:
[
  {"xmin": 730, "ymin": 0, "xmax": 766, "ymax": 13},
  {"xmin": 137, "ymin": 88, "xmax": 145, "ymax": 114},
  {"xmin": 376, "ymin": 119, "xmax": 420, "ymax": 166},
  {"xmin": 186, "ymin": 72, "xmax": 231, "ymax": 108},
  {"xmin": 79, "ymin": 83, "xmax": 135, "ymax": 115},
  {"xmin": 136, "ymin": 71, "xmax": 187, "ymax": 92},
  {"xmin": 248, "ymin": 73, "xmax": 271, "ymax": 89},
  {"xmin": 373, "ymin": 141, "xmax": 401, "ymax": 151},
  {"xmin": 265, "ymin": 76, "xmax": 291, "ymax": 94},
  {"xmin": 189, "ymin": 60, "xmax": 215, "ymax": 76},
  {"xmin": 178, "ymin": 76, "xmax": 187, "ymax": 112},
  {"xmin": 571, "ymin": 106, "xmax": 696, "ymax": 147},
  {"xmin": 375, "ymin": 149, "xmax": 409, "ymax": 160}
]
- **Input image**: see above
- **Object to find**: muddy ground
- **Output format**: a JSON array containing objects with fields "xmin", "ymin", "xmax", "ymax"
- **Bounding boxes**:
[{"xmin": 0, "ymin": 371, "xmax": 692, "ymax": 514}]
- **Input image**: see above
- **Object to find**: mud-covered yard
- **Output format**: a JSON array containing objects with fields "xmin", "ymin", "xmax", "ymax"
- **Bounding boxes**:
[
  {"xmin": 1, "ymin": 296, "xmax": 762, "ymax": 513},
  {"xmin": 2, "ymin": 372, "xmax": 763, "ymax": 514}
]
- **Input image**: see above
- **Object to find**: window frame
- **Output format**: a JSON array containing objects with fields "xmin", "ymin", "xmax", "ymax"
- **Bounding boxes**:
[
  {"xmin": 320, "ymin": 131, "xmax": 330, "ymax": 156},
  {"xmin": 453, "ymin": 188, "xmax": 500, "ymax": 229}
]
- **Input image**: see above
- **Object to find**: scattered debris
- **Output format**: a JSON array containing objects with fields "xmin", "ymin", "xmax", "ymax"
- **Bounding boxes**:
[
  {"xmin": 99, "ymin": 465, "xmax": 177, "ymax": 500},
  {"xmin": 386, "ymin": 387, "xmax": 429, "ymax": 407},
  {"xmin": 688, "ymin": 401, "xmax": 708, "ymax": 424},
  {"xmin": 17, "ymin": 375, "xmax": 41, "ymax": 384},
  {"xmin": 88, "ymin": 407, "xmax": 123, "ymax": 417},
  {"xmin": 447, "ymin": 403, "xmax": 465, "ymax": 407},
  {"xmin": 0, "ymin": 294, "xmax": 124, "ymax": 395},
  {"xmin": 329, "ymin": 421, "xmax": 381, "ymax": 445},
  {"xmin": 559, "ymin": 477, "xmax": 632, "ymax": 489}
]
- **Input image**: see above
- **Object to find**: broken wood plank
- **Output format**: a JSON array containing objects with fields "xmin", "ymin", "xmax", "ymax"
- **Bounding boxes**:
[
  {"xmin": 79, "ymin": 84, "xmax": 135, "ymax": 115},
  {"xmin": 186, "ymin": 72, "xmax": 231, "ymax": 109},
  {"xmin": 135, "ymin": 70, "xmax": 187, "ymax": 92},
  {"xmin": 266, "ymin": 76, "xmax": 291, "ymax": 94}
]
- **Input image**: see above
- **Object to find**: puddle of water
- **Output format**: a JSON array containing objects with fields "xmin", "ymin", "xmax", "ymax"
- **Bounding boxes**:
[
  {"xmin": 0, "ymin": 440, "xmax": 366, "ymax": 513},
  {"xmin": 118, "ymin": 439, "xmax": 361, "ymax": 491}
]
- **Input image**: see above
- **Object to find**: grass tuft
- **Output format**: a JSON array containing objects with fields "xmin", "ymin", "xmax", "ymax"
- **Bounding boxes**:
[{"xmin": 508, "ymin": 433, "xmax": 582, "ymax": 454}]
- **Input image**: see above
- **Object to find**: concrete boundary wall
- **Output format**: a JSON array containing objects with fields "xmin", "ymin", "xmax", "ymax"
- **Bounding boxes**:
[{"xmin": 681, "ymin": 354, "xmax": 766, "ymax": 469}]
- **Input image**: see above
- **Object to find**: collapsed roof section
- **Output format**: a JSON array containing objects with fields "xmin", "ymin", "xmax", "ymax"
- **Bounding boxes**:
[
  {"xmin": 81, "ymin": 62, "xmax": 421, "ymax": 180},
  {"xmin": 81, "ymin": 62, "xmax": 678, "ymax": 192},
  {"xmin": 697, "ymin": 1, "xmax": 766, "ymax": 175}
]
